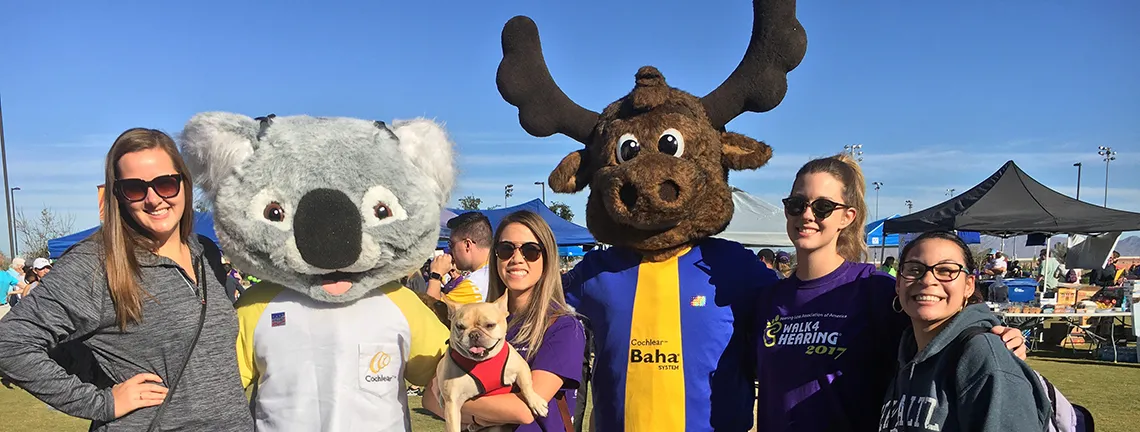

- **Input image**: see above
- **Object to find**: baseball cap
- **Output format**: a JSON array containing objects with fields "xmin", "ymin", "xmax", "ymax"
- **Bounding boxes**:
[
  {"xmin": 776, "ymin": 251, "xmax": 791, "ymax": 264},
  {"xmin": 10, "ymin": 257, "xmax": 24, "ymax": 269},
  {"xmin": 33, "ymin": 258, "xmax": 51, "ymax": 270}
]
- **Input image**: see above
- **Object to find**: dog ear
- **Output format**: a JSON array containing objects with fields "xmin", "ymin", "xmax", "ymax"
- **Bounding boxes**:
[
  {"xmin": 493, "ymin": 293, "xmax": 509, "ymax": 315},
  {"xmin": 440, "ymin": 294, "xmax": 462, "ymax": 320},
  {"xmin": 179, "ymin": 112, "xmax": 261, "ymax": 202},
  {"xmin": 390, "ymin": 118, "xmax": 457, "ymax": 206}
]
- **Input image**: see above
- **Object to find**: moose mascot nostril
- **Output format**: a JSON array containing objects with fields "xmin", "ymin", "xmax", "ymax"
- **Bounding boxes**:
[
  {"xmin": 179, "ymin": 112, "xmax": 456, "ymax": 431},
  {"xmin": 496, "ymin": 0, "xmax": 806, "ymax": 430}
]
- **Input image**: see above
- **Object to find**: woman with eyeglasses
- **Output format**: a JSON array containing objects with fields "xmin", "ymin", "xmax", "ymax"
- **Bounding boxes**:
[
  {"xmin": 0, "ymin": 128, "xmax": 253, "ymax": 431},
  {"xmin": 753, "ymin": 154, "xmax": 1026, "ymax": 432},
  {"xmin": 423, "ymin": 210, "xmax": 587, "ymax": 432},
  {"xmin": 881, "ymin": 231, "xmax": 1050, "ymax": 431}
]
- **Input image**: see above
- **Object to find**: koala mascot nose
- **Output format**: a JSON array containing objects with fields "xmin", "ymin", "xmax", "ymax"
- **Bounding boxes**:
[{"xmin": 294, "ymin": 188, "xmax": 362, "ymax": 269}]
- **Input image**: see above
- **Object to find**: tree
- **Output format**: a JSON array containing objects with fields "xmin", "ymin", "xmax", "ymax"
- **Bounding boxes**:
[
  {"xmin": 192, "ymin": 187, "xmax": 212, "ymax": 213},
  {"xmin": 548, "ymin": 201, "xmax": 574, "ymax": 222},
  {"xmin": 1049, "ymin": 241, "xmax": 1068, "ymax": 263},
  {"xmin": 15, "ymin": 206, "xmax": 76, "ymax": 259},
  {"xmin": 458, "ymin": 195, "xmax": 482, "ymax": 211}
]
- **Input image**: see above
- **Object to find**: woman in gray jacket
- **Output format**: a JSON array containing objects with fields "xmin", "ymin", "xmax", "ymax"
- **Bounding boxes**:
[
  {"xmin": 0, "ymin": 128, "xmax": 253, "ymax": 431},
  {"xmin": 879, "ymin": 231, "xmax": 1051, "ymax": 432}
]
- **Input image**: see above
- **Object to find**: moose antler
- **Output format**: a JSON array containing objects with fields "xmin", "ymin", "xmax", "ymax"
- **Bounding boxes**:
[
  {"xmin": 497, "ymin": 16, "xmax": 599, "ymax": 145},
  {"xmin": 701, "ymin": 0, "xmax": 807, "ymax": 129}
]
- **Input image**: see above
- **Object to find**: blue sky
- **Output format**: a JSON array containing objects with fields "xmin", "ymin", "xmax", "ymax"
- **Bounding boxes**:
[{"xmin": 1, "ymin": 0, "xmax": 1137, "ymax": 254}]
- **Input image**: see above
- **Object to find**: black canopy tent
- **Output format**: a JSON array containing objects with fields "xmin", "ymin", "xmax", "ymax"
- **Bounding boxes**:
[{"xmin": 884, "ymin": 160, "xmax": 1140, "ymax": 237}]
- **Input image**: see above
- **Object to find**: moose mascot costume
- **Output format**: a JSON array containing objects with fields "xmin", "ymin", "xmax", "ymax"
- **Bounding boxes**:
[{"xmin": 495, "ymin": 0, "xmax": 806, "ymax": 431}]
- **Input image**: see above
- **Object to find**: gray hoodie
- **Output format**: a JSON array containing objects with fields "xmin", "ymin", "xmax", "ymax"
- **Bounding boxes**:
[
  {"xmin": 878, "ymin": 303, "xmax": 1051, "ymax": 432},
  {"xmin": 0, "ymin": 234, "xmax": 253, "ymax": 431}
]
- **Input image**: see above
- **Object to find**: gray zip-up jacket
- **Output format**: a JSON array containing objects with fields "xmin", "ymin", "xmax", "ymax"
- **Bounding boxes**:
[{"xmin": 0, "ymin": 234, "xmax": 253, "ymax": 431}]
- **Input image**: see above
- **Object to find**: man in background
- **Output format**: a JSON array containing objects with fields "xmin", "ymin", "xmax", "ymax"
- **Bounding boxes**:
[
  {"xmin": 426, "ymin": 212, "xmax": 492, "ymax": 304},
  {"xmin": 757, "ymin": 249, "xmax": 776, "ymax": 270}
]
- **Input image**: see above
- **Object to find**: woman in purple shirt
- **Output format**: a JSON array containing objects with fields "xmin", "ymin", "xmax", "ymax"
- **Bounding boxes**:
[
  {"xmin": 425, "ymin": 210, "xmax": 586, "ymax": 431},
  {"xmin": 753, "ymin": 154, "xmax": 1026, "ymax": 431}
]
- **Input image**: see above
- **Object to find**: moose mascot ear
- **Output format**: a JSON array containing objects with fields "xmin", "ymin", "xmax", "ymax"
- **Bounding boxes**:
[
  {"xmin": 548, "ymin": 149, "xmax": 593, "ymax": 193},
  {"xmin": 721, "ymin": 132, "xmax": 774, "ymax": 171},
  {"xmin": 179, "ymin": 112, "xmax": 262, "ymax": 201}
]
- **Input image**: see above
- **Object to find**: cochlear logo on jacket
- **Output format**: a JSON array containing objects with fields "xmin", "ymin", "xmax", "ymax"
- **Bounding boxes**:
[
  {"xmin": 366, "ymin": 351, "xmax": 395, "ymax": 382},
  {"xmin": 629, "ymin": 338, "xmax": 680, "ymax": 370}
]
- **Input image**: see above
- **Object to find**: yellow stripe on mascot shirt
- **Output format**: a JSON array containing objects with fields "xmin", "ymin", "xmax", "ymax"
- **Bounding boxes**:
[{"xmin": 624, "ymin": 247, "xmax": 688, "ymax": 432}]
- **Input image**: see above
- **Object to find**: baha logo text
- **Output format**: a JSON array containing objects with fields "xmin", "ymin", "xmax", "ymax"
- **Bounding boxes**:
[{"xmin": 629, "ymin": 338, "xmax": 681, "ymax": 370}]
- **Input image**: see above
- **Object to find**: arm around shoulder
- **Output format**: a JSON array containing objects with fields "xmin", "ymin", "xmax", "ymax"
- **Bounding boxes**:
[{"xmin": 954, "ymin": 335, "xmax": 1050, "ymax": 432}]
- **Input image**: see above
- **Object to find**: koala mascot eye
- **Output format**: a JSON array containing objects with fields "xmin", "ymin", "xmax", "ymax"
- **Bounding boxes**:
[
  {"xmin": 264, "ymin": 202, "xmax": 286, "ymax": 222},
  {"xmin": 360, "ymin": 185, "xmax": 407, "ymax": 227}
]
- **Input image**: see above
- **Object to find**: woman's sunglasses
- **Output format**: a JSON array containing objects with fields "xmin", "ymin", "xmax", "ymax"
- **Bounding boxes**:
[
  {"xmin": 899, "ymin": 261, "xmax": 966, "ymax": 282},
  {"xmin": 114, "ymin": 174, "xmax": 183, "ymax": 203},
  {"xmin": 494, "ymin": 241, "xmax": 543, "ymax": 262},
  {"xmin": 782, "ymin": 196, "xmax": 850, "ymax": 219}
]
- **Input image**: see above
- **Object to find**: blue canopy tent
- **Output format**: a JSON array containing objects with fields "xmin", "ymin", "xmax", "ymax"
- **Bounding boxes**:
[
  {"xmin": 438, "ymin": 199, "xmax": 596, "ymax": 249},
  {"xmin": 48, "ymin": 212, "xmax": 220, "ymax": 259},
  {"xmin": 866, "ymin": 215, "xmax": 902, "ymax": 248}
]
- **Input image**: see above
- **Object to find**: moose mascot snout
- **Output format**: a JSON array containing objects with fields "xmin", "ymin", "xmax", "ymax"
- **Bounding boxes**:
[{"xmin": 495, "ymin": 0, "xmax": 806, "ymax": 430}]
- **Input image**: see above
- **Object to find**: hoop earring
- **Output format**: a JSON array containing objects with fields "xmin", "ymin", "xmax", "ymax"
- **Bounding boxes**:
[{"xmin": 892, "ymin": 295, "xmax": 903, "ymax": 313}]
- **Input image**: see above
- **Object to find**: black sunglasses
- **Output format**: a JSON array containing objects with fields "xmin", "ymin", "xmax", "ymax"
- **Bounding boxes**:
[
  {"xmin": 114, "ymin": 174, "xmax": 183, "ymax": 203},
  {"xmin": 494, "ymin": 241, "xmax": 543, "ymax": 262},
  {"xmin": 899, "ymin": 261, "xmax": 966, "ymax": 282},
  {"xmin": 782, "ymin": 196, "xmax": 850, "ymax": 219}
]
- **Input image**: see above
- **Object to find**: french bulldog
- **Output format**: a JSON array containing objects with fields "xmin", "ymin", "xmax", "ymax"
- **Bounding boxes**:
[{"xmin": 435, "ymin": 294, "xmax": 549, "ymax": 432}]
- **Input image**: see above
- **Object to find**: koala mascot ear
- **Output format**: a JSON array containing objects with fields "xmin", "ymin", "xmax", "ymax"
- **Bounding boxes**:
[
  {"xmin": 179, "ymin": 112, "xmax": 261, "ymax": 201},
  {"xmin": 389, "ymin": 118, "xmax": 457, "ymax": 205}
]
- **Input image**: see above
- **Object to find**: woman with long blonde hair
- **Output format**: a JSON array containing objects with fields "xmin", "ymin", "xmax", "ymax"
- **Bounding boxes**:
[
  {"xmin": 0, "ymin": 128, "xmax": 252, "ymax": 431},
  {"xmin": 424, "ymin": 210, "xmax": 586, "ymax": 431},
  {"xmin": 752, "ymin": 154, "xmax": 1026, "ymax": 432}
]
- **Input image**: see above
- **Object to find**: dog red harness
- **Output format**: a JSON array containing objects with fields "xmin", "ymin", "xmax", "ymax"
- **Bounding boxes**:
[{"xmin": 448, "ymin": 343, "xmax": 513, "ymax": 396}]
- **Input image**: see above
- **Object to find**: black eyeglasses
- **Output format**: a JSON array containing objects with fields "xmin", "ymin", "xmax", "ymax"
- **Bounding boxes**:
[
  {"xmin": 782, "ymin": 196, "xmax": 850, "ymax": 219},
  {"xmin": 899, "ymin": 261, "xmax": 966, "ymax": 282},
  {"xmin": 494, "ymin": 241, "xmax": 543, "ymax": 262},
  {"xmin": 114, "ymin": 174, "xmax": 183, "ymax": 202}
]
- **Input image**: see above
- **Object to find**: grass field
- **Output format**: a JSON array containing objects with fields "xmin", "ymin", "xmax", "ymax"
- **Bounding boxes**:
[{"xmin": 1, "ymin": 351, "xmax": 1136, "ymax": 431}]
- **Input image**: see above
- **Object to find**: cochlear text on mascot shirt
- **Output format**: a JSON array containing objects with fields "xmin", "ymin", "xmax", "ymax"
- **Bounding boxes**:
[
  {"xmin": 235, "ymin": 281, "xmax": 449, "ymax": 432},
  {"xmin": 754, "ymin": 261, "xmax": 907, "ymax": 432},
  {"xmin": 562, "ymin": 237, "xmax": 778, "ymax": 432}
]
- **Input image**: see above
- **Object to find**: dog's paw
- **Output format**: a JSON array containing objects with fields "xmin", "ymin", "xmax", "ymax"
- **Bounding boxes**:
[{"xmin": 523, "ymin": 392, "xmax": 549, "ymax": 417}]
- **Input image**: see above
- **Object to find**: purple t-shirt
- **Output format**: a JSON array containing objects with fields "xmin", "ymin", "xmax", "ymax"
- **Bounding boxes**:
[
  {"xmin": 505, "ymin": 313, "xmax": 587, "ymax": 432},
  {"xmin": 754, "ymin": 261, "xmax": 908, "ymax": 432}
]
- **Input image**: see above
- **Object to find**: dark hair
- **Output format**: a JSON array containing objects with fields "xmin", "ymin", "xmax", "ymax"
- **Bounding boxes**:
[
  {"xmin": 758, "ymin": 248, "xmax": 775, "ymax": 262},
  {"xmin": 883, "ymin": 256, "xmax": 895, "ymax": 267},
  {"xmin": 899, "ymin": 231, "xmax": 982, "ymax": 304},
  {"xmin": 447, "ymin": 212, "xmax": 493, "ymax": 246}
]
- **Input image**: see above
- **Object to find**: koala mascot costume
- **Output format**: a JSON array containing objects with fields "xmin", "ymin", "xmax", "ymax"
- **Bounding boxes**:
[
  {"xmin": 179, "ymin": 113, "xmax": 454, "ymax": 431},
  {"xmin": 495, "ymin": 0, "xmax": 806, "ymax": 431}
]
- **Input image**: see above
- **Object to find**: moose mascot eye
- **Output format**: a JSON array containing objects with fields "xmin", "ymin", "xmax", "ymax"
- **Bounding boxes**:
[
  {"xmin": 658, "ymin": 128, "xmax": 685, "ymax": 157},
  {"xmin": 617, "ymin": 133, "xmax": 640, "ymax": 163},
  {"xmin": 263, "ymin": 202, "xmax": 285, "ymax": 222}
]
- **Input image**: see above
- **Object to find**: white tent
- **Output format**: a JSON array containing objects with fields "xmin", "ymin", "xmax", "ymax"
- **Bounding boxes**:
[{"xmin": 714, "ymin": 187, "xmax": 793, "ymax": 247}]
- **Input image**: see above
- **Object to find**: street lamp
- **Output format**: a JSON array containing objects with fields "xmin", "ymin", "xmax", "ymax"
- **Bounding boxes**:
[
  {"xmin": 1097, "ymin": 146, "xmax": 1116, "ymax": 207},
  {"xmin": 504, "ymin": 184, "xmax": 514, "ymax": 207},
  {"xmin": 1073, "ymin": 162, "xmax": 1082, "ymax": 201},
  {"xmin": 9, "ymin": 187, "xmax": 17, "ymax": 255},
  {"xmin": 905, "ymin": 199, "xmax": 913, "ymax": 214},
  {"xmin": 0, "ymin": 95, "xmax": 13, "ymax": 258},
  {"xmin": 872, "ymin": 182, "xmax": 883, "ymax": 223},
  {"xmin": 534, "ymin": 181, "xmax": 545, "ymax": 205},
  {"xmin": 946, "ymin": 188, "xmax": 955, "ymax": 197},
  {"xmin": 843, "ymin": 144, "xmax": 863, "ymax": 163}
]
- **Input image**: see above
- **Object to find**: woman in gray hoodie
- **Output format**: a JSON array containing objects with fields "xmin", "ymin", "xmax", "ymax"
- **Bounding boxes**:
[
  {"xmin": 879, "ymin": 231, "xmax": 1051, "ymax": 432},
  {"xmin": 0, "ymin": 129, "xmax": 252, "ymax": 431}
]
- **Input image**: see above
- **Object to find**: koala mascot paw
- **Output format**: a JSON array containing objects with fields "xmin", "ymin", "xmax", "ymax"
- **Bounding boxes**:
[{"xmin": 180, "ymin": 112, "xmax": 454, "ymax": 431}]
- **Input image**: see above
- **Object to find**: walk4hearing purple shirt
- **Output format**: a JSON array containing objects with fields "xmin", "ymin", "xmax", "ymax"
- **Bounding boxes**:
[
  {"xmin": 754, "ymin": 261, "xmax": 908, "ymax": 432},
  {"xmin": 506, "ymin": 313, "xmax": 586, "ymax": 432}
]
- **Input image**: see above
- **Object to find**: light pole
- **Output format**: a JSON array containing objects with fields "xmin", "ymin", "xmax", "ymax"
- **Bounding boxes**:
[
  {"xmin": 1073, "ymin": 162, "xmax": 1082, "ymax": 201},
  {"xmin": 1097, "ymin": 146, "xmax": 1116, "ymax": 207},
  {"xmin": 946, "ymin": 188, "xmax": 955, "ymax": 197},
  {"xmin": 872, "ymin": 182, "xmax": 883, "ymax": 223},
  {"xmin": 534, "ymin": 181, "xmax": 545, "ymax": 205},
  {"xmin": 843, "ymin": 144, "xmax": 863, "ymax": 163},
  {"xmin": 0, "ymin": 94, "xmax": 13, "ymax": 259},
  {"xmin": 504, "ymin": 184, "xmax": 514, "ymax": 207},
  {"xmin": 905, "ymin": 199, "xmax": 913, "ymax": 214},
  {"xmin": 9, "ymin": 187, "xmax": 18, "ymax": 256}
]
